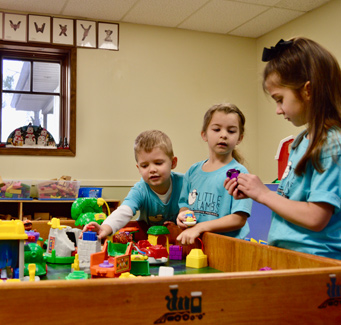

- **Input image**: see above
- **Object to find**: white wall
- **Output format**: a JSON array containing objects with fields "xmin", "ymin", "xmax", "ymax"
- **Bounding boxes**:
[{"xmin": 1, "ymin": 24, "xmax": 258, "ymax": 189}]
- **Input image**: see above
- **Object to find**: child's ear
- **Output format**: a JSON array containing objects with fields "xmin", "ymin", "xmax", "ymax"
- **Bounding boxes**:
[
  {"xmin": 237, "ymin": 134, "xmax": 244, "ymax": 145},
  {"xmin": 171, "ymin": 156, "xmax": 178, "ymax": 169},
  {"xmin": 302, "ymin": 81, "xmax": 311, "ymax": 101},
  {"xmin": 201, "ymin": 131, "xmax": 208, "ymax": 142}
]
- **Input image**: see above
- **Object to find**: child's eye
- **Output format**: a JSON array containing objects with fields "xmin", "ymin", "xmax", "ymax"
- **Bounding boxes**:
[{"xmin": 213, "ymin": 128, "xmax": 220, "ymax": 132}]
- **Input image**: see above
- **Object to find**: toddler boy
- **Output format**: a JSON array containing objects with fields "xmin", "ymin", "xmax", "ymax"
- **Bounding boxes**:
[{"xmin": 81, "ymin": 130, "xmax": 183, "ymax": 239}]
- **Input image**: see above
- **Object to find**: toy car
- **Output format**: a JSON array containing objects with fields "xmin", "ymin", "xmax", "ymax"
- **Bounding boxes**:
[{"xmin": 226, "ymin": 169, "xmax": 240, "ymax": 180}]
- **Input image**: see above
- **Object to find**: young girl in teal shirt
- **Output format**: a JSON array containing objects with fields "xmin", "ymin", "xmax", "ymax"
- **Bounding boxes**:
[{"xmin": 225, "ymin": 38, "xmax": 341, "ymax": 259}]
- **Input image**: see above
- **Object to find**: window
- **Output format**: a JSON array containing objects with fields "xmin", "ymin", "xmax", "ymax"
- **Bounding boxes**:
[{"xmin": 0, "ymin": 43, "xmax": 76, "ymax": 156}]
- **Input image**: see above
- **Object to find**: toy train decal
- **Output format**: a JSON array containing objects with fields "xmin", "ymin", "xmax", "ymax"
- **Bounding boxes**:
[
  {"xmin": 154, "ymin": 286, "xmax": 205, "ymax": 323},
  {"xmin": 318, "ymin": 276, "xmax": 341, "ymax": 309}
]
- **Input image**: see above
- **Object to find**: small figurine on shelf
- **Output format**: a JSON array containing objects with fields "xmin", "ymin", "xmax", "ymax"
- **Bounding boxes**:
[
  {"xmin": 12, "ymin": 129, "xmax": 24, "ymax": 146},
  {"xmin": 24, "ymin": 125, "xmax": 36, "ymax": 146},
  {"xmin": 37, "ymin": 128, "xmax": 48, "ymax": 146}
]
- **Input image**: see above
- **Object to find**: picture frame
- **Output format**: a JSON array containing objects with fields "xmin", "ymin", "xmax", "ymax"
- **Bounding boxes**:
[
  {"xmin": 98, "ymin": 22, "xmax": 119, "ymax": 50},
  {"xmin": 4, "ymin": 13, "xmax": 27, "ymax": 42},
  {"xmin": 52, "ymin": 17, "xmax": 74, "ymax": 45},
  {"xmin": 0, "ymin": 13, "xmax": 3, "ymax": 40},
  {"xmin": 76, "ymin": 20, "xmax": 96, "ymax": 48},
  {"xmin": 29, "ymin": 15, "xmax": 51, "ymax": 43}
]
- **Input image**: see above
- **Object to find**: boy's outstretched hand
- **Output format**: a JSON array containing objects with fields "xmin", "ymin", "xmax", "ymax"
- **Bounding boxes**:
[
  {"xmin": 78, "ymin": 222, "xmax": 112, "ymax": 240},
  {"xmin": 176, "ymin": 226, "xmax": 201, "ymax": 245}
]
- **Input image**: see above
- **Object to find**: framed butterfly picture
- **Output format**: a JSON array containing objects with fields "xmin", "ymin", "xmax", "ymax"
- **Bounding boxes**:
[
  {"xmin": 29, "ymin": 15, "xmax": 51, "ymax": 43},
  {"xmin": 4, "ymin": 13, "xmax": 27, "ymax": 42},
  {"xmin": 98, "ymin": 22, "xmax": 119, "ymax": 50},
  {"xmin": 52, "ymin": 17, "xmax": 74, "ymax": 45},
  {"xmin": 76, "ymin": 20, "xmax": 96, "ymax": 48}
]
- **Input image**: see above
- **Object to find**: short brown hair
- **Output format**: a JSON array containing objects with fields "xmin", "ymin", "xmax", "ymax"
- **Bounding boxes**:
[{"xmin": 134, "ymin": 130, "xmax": 174, "ymax": 161}]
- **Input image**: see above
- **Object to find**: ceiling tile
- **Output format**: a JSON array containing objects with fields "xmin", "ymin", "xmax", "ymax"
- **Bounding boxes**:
[
  {"xmin": 274, "ymin": 0, "xmax": 330, "ymax": 11},
  {"xmin": 0, "ymin": 0, "xmax": 67, "ymax": 15},
  {"xmin": 178, "ymin": 0, "xmax": 268, "ymax": 34},
  {"xmin": 122, "ymin": 0, "xmax": 209, "ymax": 27},
  {"xmin": 63, "ymin": 0, "xmax": 138, "ymax": 21},
  {"xmin": 0, "ymin": 0, "xmax": 332, "ymax": 38},
  {"xmin": 231, "ymin": 0, "xmax": 280, "ymax": 5},
  {"xmin": 229, "ymin": 7, "xmax": 303, "ymax": 38}
]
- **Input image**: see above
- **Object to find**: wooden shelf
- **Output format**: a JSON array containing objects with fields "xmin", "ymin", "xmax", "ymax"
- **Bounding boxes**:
[{"xmin": 0, "ymin": 198, "xmax": 120, "ymax": 220}]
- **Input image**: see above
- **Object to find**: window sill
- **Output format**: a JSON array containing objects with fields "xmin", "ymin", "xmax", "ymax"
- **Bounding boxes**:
[{"xmin": 0, "ymin": 147, "xmax": 75, "ymax": 156}]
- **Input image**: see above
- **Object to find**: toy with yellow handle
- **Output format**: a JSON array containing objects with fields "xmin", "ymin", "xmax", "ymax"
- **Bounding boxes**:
[
  {"xmin": 28, "ymin": 263, "xmax": 36, "ymax": 282},
  {"xmin": 71, "ymin": 197, "xmax": 110, "ymax": 226}
]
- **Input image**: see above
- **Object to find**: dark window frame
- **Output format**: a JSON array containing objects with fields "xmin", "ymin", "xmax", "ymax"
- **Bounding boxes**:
[{"xmin": 0, "ymin": 42, "xmax": 76, "ymax": 156}]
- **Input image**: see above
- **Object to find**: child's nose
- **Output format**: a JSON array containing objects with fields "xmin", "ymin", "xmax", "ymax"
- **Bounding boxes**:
[
  {"xmin": 276, "ymin": 105, "xmax": 283, "ymax": 115},
  {"xmin": 150, "ymin": 164, "xmax": 157, "ymax": 172},
  {"xmin": 220, "ymin": 131, "xmax": 228, "ymax": 138}
]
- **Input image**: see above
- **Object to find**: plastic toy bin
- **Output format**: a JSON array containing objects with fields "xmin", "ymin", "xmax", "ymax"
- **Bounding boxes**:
[
  {"xmin": 37, "ymin": 180, "xmax": 80, "ymax": 199},
  {"xmin": 78, "ymin": 187, "xmax": 102, "ymax": 198},
  {"xmin": 0, "ymin": 180, "xmax": 32, "ymax": 199}
]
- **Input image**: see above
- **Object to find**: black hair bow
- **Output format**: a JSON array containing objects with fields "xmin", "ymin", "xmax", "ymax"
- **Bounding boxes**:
[{"xmin": 262, "ymin": 39, "xmax": 293, "ymax": 62}]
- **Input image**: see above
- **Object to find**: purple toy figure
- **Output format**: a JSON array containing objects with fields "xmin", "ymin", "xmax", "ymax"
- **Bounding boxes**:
[{"xmin": 226, "ymin": 169, "xmax": 240, "ymax": 180}]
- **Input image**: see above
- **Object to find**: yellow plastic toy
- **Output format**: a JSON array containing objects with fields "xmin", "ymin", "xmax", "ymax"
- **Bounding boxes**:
[
  {"xmin": 48, "ymin": 218, "xmax": 67, "ymax": 230},
  {"xmin": 119, "ymin": 272, "xmax": 136, "ymax": 279},
  {"xmin": 28, "ymin": 264, "xmax": 36, "ymax": 282},
  {"xmin": 72, "ymin": 254, "xmax": 80, "ymax": 271},
  {"xmin": 186, "ymin": 248, "xmax": 208, "ymax": 269}
]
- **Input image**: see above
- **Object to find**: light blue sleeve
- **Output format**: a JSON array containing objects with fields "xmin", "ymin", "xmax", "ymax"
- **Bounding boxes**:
[
  {"xmin": 309, "ymin": 143, "xmax": 341, "ymax": 211},
  {"xmin": 178, "ymin": 170, "xmax": 190, "ymax": 209},
  {"xmin": 121, "ymin": 180, "xmax": 146, "ymax": 215}
]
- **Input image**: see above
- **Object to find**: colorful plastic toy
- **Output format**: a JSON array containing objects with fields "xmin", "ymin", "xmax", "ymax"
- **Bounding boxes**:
[
  {"xmin": 135, "ymin": 240, "xmax": 169, "ymax": 264},
  {"xmin": 169, "ymin": 245, "xmax": 183, "ymax": 260},
  {"xmin": 226, "ymin": 168, "xmax": 240, "ymax": 180},
  {"xmin": 44, "ymin": 218, "xmax": 77, "ymax": 264},
  {"xmin": 186, "ymin": 238, "xmax": 207, "ymax": 269},
  {"xmin": 147, "ymin": 226, "xmax": 170, "ymax": 252},
  {"xmin": 77, "ymin": 231, "xmax": 101, "ymax": 273},
  {"xmin": 183, "ymin": 211, "xmax": 197, "ymax": 227},
  {"xmin": 0, "ymin": 220, "xmax": 28, "ymax": 280},
  {"xmin": 24, "ymin": 242, "xmax": 47, "ymax": 277},
  {"xmin": 90, "ymin": 241, "xmax": 133, "ymax": 278},
  {"xmin": 65, "ymin": 270, "xmax": 88, "ymax": 280},
  {"xmin": 71, "ymin": 197, "xmax": 109, "ymax": 226}
]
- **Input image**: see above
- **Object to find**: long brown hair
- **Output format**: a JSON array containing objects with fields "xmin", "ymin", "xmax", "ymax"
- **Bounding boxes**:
[
  {"xmin": 263, "ymin": 37, "xmax": 341, "ymax": 175},
  {"xmin": 202, "ymin": 103, "xmax": 246, "ymax": 163}
]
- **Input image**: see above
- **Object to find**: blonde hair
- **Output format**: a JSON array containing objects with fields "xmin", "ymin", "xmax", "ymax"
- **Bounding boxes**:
[
  {"xmin": 134, "ymin": 130, "xmax": 174, "ymax": 161},
  {"xmin": 202, "ymin": 103, "xmax": 246, "ymax": 163}
]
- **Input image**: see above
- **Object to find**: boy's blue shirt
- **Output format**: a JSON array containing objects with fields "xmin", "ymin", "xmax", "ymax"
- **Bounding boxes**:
[
  {"xmin": 268, "ymin": 129, "xmax": 341, "ymax": 259},
  {"xmin": 179, "ymin": 159, "xmax": 252, "ymax": 239},
  {"xmin": 122, "ymin": 171, "xmax": 184, "ymax": 226}
]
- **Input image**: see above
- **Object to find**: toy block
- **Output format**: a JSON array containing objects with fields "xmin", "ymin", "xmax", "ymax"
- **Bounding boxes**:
[
  {"xmin": 158, "ymin": 266, "xmax": 174, "ymax": 277},
  {"xmin": 169, "ymin": 245, "xmax": 183, "ymax": 260},
  {"xmin": 83, "ymin": 231, "xmax": 98, "ymax": 241},
  {"xmin": 186, "ymin": 248, "xmax": 208, "ymax": 269}
]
